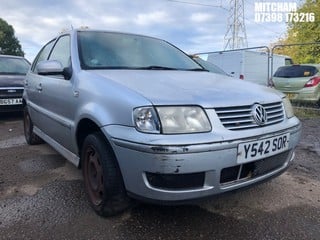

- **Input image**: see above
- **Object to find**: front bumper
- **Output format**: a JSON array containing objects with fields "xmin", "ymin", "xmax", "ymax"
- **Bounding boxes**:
[
  {"xmin": 103, "ymin": 119, "xmax": 301, "ymax": 203},
  {"xmin": 0, "ymin": 101, "xmax": 23, "ymax": 112}
]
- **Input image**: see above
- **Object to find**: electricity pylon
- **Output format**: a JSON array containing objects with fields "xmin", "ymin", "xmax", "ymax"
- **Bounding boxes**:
[{"xmin": 224, "ymin": 0, "xmax": 248, "ymax": 50}]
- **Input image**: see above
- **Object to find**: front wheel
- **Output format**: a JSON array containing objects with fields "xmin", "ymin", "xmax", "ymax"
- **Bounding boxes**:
[{"xmin": 81, "ymin": 132, "xmax": 130, "ymax": 217}]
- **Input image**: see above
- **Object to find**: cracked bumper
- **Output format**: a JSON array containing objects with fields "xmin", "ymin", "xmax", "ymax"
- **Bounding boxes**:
[{"xmin": 102, "ymin": 121, "xmax": 301, "ymax": 203}]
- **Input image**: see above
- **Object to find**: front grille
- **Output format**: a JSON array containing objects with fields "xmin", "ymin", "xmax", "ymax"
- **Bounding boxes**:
[
  {"xmin": 0, "ymin": 88, "xmax": 24, "ymax": 98},
  {"xmin": 215, "ymin": 102, "xmax": 284, "ymax": 130},
  {"xmin": 220, "ymin": 151, "xmax": 290, "ymax": 185},
  {"xmin": 146, "ymin": 172, "xmax": 205, "ymax": 190}
]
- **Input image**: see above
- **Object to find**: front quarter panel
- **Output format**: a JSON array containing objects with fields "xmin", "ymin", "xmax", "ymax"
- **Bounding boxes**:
[{"xmin": 75, "ymin": 70, "xmax": 151, "ymax": 128}]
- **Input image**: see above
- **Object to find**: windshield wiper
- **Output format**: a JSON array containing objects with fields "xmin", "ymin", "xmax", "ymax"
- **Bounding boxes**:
[
  {"xmin": 186, "ymin": 68, "xmax": 209, "ymax": 72},
  {"xmin": 136, "ymin": 66, "xmax": 179, "ymax": 70},
  {"xmin": 137, "ymin": 66, "xmax": 210, "ymax": 71},
  {"xmin": 89, "ymin": 66, "xmax": 179, "ymax": 70},
  {"xmin": 87, "ymin": 65, "xmax": 208, "ymax": 71}
]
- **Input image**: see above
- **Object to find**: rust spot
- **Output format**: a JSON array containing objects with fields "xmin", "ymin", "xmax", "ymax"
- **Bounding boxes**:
[
  {"xmin": 182, "ymin": 147, "xmax": 189, "ymax": 152},
  {"xmin": 151, "ymin": 146, "xmax": 169, "ymax": 153},
  {"xmin": 175, "ymin": 159, "xmax": 184, "ymax": 162},
  {"xmin": 150, "ymin": 146, "xmax": 190, "ymax": 154}
]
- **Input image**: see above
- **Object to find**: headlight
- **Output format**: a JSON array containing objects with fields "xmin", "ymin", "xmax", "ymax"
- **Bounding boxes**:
[
  {"xmin": 282, "ymin": 97, "xmax": 294, "ymax": 118},
  {"xmin": 133, "ymin": 107, "xmax": 160, "ymax": 133},
  {"xmin": 156, "ymin": 106, "xmax": 211, "ymax": 134}
]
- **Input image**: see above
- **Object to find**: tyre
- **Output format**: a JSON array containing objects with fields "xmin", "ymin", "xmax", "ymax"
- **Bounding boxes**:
[
  {"xmin": 23, "ymin": 106, "xmax": 43, "ymax": 145},
  {"xmin": 81, "ymin": 132, "xmax": 130, "ymax": 217}
]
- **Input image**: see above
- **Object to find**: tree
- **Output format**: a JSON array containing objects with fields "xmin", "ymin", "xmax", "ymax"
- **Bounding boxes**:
[
  {"xmin": 273, "ymin": 0, "xmax": 320, "ymax": 63},
  {"xmin": 0, "ymin": 18, "xmax": 24, "ymax": 56}
]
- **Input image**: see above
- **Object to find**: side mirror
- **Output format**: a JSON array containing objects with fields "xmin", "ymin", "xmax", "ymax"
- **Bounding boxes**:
[
  {"xmin": 37, "ymin": 60, "xmax": 64, "ymax": 75},
  {"xmin": 36, "ymin": 60, "xmax": 72, "ymax": 80}
]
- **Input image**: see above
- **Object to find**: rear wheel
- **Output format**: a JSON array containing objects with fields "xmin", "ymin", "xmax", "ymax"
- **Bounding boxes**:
[
  {"xmin": 82, "ymin": 132, "xmax": 130, "ymax": 217},
  {"xmin": 23, "ymin": 106, "xmax": 43, "ymax": 145}
]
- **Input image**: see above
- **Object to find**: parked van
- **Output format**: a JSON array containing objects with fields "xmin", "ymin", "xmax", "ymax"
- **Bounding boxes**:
[{"xmin": 197, "ymin": 50, "xmax": 292, "ymax": 86}]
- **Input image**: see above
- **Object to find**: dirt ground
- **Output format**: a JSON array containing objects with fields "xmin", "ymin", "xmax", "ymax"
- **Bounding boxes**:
[{"xmin": 0, "ymin": 113, "xmax": 319, "ymax": 240}]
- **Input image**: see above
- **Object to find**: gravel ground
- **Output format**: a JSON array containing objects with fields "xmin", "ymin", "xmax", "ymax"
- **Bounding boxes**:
[{"xmin": 0, "ymin": 113, "xmax": 319, "ymax": 240}]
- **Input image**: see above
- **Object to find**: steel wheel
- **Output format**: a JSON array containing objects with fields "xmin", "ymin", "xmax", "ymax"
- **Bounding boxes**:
[
  {"xmin": 24, "ymin": 110, "xmax": 31, "ymax": 139},
  {"xmin": 81, "ymin": 132, "xmax": 131, "ymax": 217},
  {"xmin": 84, "ymin": 145, "xmax": 104, "ymax": 206}
]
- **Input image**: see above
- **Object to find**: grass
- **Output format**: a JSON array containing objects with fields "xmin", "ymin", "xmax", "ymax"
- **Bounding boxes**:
[{"xmin": 293, "ymin": 107, "xmax": 320, "ymax": 119}]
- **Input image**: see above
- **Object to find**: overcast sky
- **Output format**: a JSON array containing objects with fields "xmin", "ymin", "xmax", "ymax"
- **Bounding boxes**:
[{"xmin": 0, "ymin": 0, "xmax": 301, "ymax": 61}]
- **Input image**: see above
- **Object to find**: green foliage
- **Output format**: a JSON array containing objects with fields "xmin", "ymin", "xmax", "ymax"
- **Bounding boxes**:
[
  {"xmin": 0, "ymin": 18, "xmax": 24, "ymax": 56},
  {"xmin": 273, "ymin": 0, "xmax": 320, "ymax": 64}
]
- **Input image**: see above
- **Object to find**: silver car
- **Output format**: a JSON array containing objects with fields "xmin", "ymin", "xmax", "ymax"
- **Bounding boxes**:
[
  {"xmin": 272, "ymin": 64, "xmax": 320, "ymax": 106},
  {"xmin": 23, "ymin": 29, "xmax": 301, "ymax": 217}
]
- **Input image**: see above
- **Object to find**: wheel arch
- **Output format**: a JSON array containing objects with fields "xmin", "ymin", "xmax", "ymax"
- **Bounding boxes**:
[
  {"xmin": 22, "ymin": 98, "xmax": 27, "ymax": 107},
  {"xmin": 76, "ymin": 118, "xmax": 115, "ymax": 169},
  {"xmin": 76, "ymin": 118, "xmax": 99, "ymax": 165}
]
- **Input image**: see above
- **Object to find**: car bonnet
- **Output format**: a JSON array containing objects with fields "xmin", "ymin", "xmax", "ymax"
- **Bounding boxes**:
[
  {"xmin": 0, "ymin": 75, "xmax": 25, "ymax": 88},
  {"xmin": 92, "ymin": 70, "xmax": 283, "ymax": 108}
]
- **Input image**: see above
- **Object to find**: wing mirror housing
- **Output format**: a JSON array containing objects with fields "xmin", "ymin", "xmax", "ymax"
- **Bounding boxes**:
[{"xmin": 36, "ymin": 60, "xmax": 72, "ymax": 80}]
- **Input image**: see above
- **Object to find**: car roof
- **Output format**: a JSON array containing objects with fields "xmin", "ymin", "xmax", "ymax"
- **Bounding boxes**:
[{"xmin": 59, "ymin": 28, "xmax": 163, "ymax": 42}]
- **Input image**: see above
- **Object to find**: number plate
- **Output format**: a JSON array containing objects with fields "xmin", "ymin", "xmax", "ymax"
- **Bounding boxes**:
[
  {"xmin": 286, "ymin": 93, "xmax": 297, "ymax": 100},
  {"xmin": 237, "ymin": 133, "xmax": 290, "ymax": 164},
  {"xmin": 0, "ymin": 98, "xmax": 23, "ymax": 105}
]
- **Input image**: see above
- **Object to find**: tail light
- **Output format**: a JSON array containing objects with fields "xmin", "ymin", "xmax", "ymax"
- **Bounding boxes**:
[
  {"xmin": 239, "ymin": 74, "xmax": 244, "ymax": 80},
  {"xmin": 304, "ymin": 76, "xmax": 320, "ymax": 87}
]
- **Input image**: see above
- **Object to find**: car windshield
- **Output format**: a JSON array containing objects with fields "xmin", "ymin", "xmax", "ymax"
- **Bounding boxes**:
[
  {"xmin": 78, "ymin": 31, "xmax": 203, "ymax": 71},
  {"xmin": 0, "ymin": 57, "xmax": 30, "ymax": 75},
  {"xmin": 273, "ymin": 65, "xmax": 318, "ymax": 78}
]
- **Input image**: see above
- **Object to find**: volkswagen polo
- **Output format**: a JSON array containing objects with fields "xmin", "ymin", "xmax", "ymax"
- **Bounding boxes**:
[{"xmin": 23, "ymin": 29, "xmax": 301, "ymax": 217}]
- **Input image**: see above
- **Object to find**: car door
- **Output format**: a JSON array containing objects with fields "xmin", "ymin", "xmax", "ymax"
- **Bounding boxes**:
[
  {"xmin": 25, "ymin": 39, "xmax": 56, "ymax": 129},
  {"xmin": 29, "ymin": 35, "xmax": 77, "ymax": 152}
]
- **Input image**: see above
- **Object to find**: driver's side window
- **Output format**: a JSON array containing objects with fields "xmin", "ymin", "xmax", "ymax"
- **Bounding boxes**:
[
  {"xmin": 31, "ymin": 40, "xmax": 55, "ymax": 73},
  {"xmin": 48, "ymin": 35, "xmax": 71, "ymax": 68}
]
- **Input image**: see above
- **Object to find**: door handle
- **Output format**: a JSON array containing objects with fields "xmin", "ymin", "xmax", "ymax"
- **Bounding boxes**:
[{"xmin": 36, "ymin": 83, "xmax": 42, "ymax": 92}]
